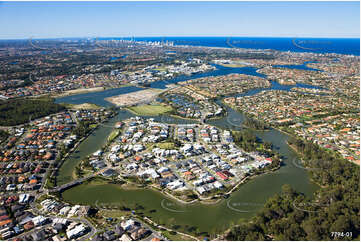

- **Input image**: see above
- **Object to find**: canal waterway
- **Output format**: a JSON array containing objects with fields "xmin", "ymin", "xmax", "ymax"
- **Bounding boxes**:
[
  {"xmin": 57, "ymin": 110, "xmax": 195, "ymax": 186},
  {"xmin": 61, "ymin": 104, "xmax": 318, "ymax": 233},
  {"xmin": 272, "ymin": 61, "xmax": 322, "ymax": 72},
  {"xmin": 58, "ymin": 64, "xmax": 320, "ymax": 233},
  {"xmin": 55, "ymin": 63, "xmax": 323, "ymax": 106},
  {"xmin": 55, "ymin": 85, "xmax": 144, "ymax": 107}
]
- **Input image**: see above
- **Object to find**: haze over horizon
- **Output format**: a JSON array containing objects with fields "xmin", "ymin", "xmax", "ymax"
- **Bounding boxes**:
[
  {"xmin": 2, "ymin": 36, "xmax": 361, "ymax": 41},
  {"xmin": 0, "ymin": 1, "xmax": 359, "ymax": 39}
]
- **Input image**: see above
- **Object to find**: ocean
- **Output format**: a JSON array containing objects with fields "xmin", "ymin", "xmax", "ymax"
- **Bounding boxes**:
[{"xmin": 105, "ymin": 36, "xmax": 360, "ymax": 56}]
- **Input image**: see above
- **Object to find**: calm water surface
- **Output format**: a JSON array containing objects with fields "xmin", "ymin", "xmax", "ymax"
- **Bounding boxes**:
[
  {"xmin": 61, "ymin": 104, "xmax": 318, "ymax": 232},
  {"xmin": 58, "ymin": 65, "xmax": 319, "ymax": 232},
  {"xmin": 55, "ymin": 63, "xmax": 323, "ymax": 106}
]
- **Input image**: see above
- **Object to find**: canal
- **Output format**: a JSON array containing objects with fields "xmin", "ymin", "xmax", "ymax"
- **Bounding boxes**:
[
  {"xmin": 57, "ymin": 64, "xmax": 320, "ymax": 234},
  {"xmin": 57, "ymin": 111, "xmax": 195, "ymax": 186},
  {"xmin": 55, "ymin": 62, "xmax": 323, "ymax": 106},
  {"xmin": 59, "ymin": 104, "xmax": 318, "ymax": 233}
]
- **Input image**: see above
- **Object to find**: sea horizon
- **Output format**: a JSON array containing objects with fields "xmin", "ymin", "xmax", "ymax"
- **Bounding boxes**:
[{"xmin": 2, "ymin": 36, "xmax": 358, "ymax": 56}]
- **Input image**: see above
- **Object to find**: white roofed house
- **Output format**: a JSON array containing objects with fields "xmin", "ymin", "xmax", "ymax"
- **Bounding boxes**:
[
  {"xmin": 133, "ymin": 131, "xmax": 144, "ymax": 139},
  {"xmin": 167, "ymin": 180, "xmax": 184, "ymax": 190},
  {"xmin": 32, "ymin": 216, "xmax": 49, "ymax": 226},
  {"xmin": 137, "ymin": 168, "xmax": 160, "ymax": 179},
  {"xmin": 133, "ymin": 144, "xmax": 145, "ymax": 152},
  {"xmin": 213, "ymin": 181, "xmax": 223, "ymax": 189},
  {"xmin": 157, "ymin": 166, "xmax": 169, "ymax": 173},
  {"xmin": 121, "ymin": 219, "xmax": 136, "ymax": 231},
  {"xmin": 93, "ymin": 150, "xmax": 103, "ymax": 157},
  {"xmin": 211, "ymin": 134, "xmax": 219, "ymax": 142},
  {"xmin": 90, "ymin": 160, "xmax": 106, "ymax": 170},
  {"xmin": 152, "ymin": 147, "xmax": 162, "ymax": 157},
  {"xmin": 66, "ymin": 224, "xmax": 87, "ymax": 240},
  {"xmin": 111, "ymin": 145, "xmax": 121, "ymax": 153},
  {"xmin": 180, "ymin": 143, "xmax": 193, "ymax": 153},
  {"xmin": 59, "ymin": 206, "xmax": 71, "ymax": 216},
  {"xmin": 67, "ymin": 205, "xmax": 81, "ymax": 217},
  {"xmin": 126, "ymin": 163, "xmax": 139, "ymax": 171},
  {"xmin": 204, "ymin": 137, "xmax": 211, "ymax": 143},
  {"xmin": 194, "ymin": 143, "xmax": 204, "ymax": 152},
  {"xmin": 19, "ymin": 194, "xmax": 31, "ymax": 204},
  {"xmin": 108, "ymin": 153, "xmax": 120, "ymax": 162},
  {"xmin": 196, "ymin": 186, "xmax": 206, "ymax": 195},
  {"xmin": 119, "ymin": 233, "xmax": 132, "ymax": 241},
  {"xmin": 193, "ymin": 179, "xmax": 203, "ymax": 187},
  {"xmin": 160, "ymin": 130, "xmax": 168, "ymax": 139},
  {"xmin": 210, "ymin": 128, "xmax": 218, "ymax": 134}
]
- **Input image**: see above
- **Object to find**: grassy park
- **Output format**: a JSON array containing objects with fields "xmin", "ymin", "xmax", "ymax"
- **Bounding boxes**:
[
  {"xmin": 108, "ymin": 129, "xmax": 120, "ymax": 142},
  {"xmin": 153, "ymin": 67, "xmax": 167, "ymax": 72},
  {"xmin": 157, "ymin": 142, "xmax": 176, "ymax": 149},
  {"xmin": 127, "ymin": 104, "xmax": 173, "ymax": 116}
]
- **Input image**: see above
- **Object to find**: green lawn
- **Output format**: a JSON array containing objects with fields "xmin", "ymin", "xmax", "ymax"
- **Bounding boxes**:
[
  {"xmin": 89, "ymin": 124, "xmax": 98, "ymax": 129},
  {"xmin": 128, "ymin": 104, "xmax": 173, "ymax": 116},
  {"xmin": 153, "ymin": 67, "xmax": 167, "ymax": 72},
  {"xmin": 162, "ymin": 230, "xmax": 197, "ymax": 241},
  {"xmin": 108, "ymin": 129, "xmax": 120, "ymax": 142},
  {"xmin": 99, "ymin": 209, "xmax": 131, "ymax": 218},
  {"xmin": 157, "ymin": 142, "xmax": 175, "ymax": 149}
]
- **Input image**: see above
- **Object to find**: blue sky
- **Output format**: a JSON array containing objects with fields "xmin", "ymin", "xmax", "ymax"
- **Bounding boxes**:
[{"xmin": 0, "ymin": 1, "xmax": 359, "ymax": 39}]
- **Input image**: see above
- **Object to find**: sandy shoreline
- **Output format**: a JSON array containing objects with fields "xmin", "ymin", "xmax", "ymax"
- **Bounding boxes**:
[{"xmin": 52, "ymin": 87, "xmax": 106, "ymax": 98}]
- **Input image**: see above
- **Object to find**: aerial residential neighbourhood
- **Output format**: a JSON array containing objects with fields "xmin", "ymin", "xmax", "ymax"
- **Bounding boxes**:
[{"xmin": 0, "ymin": 1, "xmax": 359, "ymax": 241}]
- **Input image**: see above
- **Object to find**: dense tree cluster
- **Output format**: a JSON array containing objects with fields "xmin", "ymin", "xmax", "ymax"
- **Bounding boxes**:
[
  {"xmin": 0, "ymin": 129, "xmax": 9, "ymax": 143},
  {"xmin": 0, "ymin": 78, "xmax": 32, "ymax": 91},
  {"xmin": 72, "ymin": 120, "xmax": 92, "ymax": 137},
  {"xmin": 243, "ymin": 115, "xmax": 269, "ymax": 130},
  {"xmin": 232, "ymin": 130, "xmax": 281, "ymax": 171},
  {"xmin": 232, "ymin": 130, "xmax": 259, "ymax": 152},
  {"xmin": 226, "ymin": 138, "xmax": 360, "ymax": 241},
  {"xmin": 0, "ymin": 98, "xmax": 65, "ymax": 126}
]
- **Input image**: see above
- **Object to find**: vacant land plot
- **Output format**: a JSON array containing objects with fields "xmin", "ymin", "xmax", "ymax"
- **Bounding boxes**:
[
  {"xmin": 65, "ymin": 102, "xmax": 101, "ymax": 110},
  {"xmin": 106, "ymin": 89, "xmax": 163, "ymax": 107},
  {"xmin": 219, "ymin": 63, "xmax": 246, "ymax": 68}
]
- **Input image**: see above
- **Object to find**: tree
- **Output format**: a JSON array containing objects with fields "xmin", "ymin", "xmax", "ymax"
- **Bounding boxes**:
[
  {"xmin": 0, "ymin": 97, "xmax": 65, "ymax": 126},
  {"xmin": 226, "ymin": 137, "xmax": 360, "ymax": 240}
]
